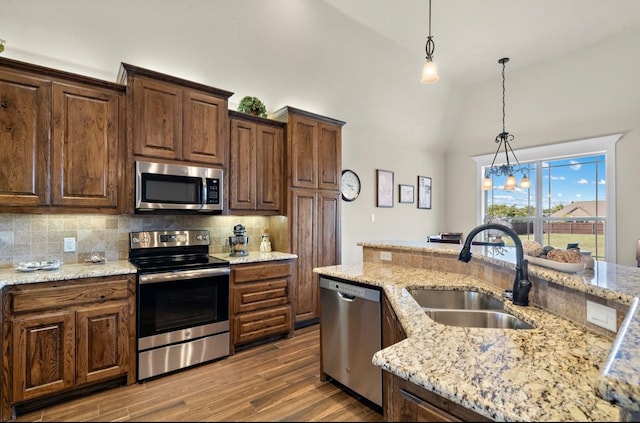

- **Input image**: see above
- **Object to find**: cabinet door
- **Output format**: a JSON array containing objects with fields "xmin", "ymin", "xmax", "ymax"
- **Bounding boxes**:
[
  {"xmin": 291, "ymin": 189, "xmax": 318, "ymax": 323},
  {"xmin": 12, "ymin": 311, "xmax": 75, "ymax": 402},
  {"xmin": 256, "ymin": 123, "xmax": 283, "ymax": 212},
  {"xmin": 289, "ymin": 114, "xmax": 317, "ymax": 189},
  {"xmin": 51, "ymin": 82, "xmax": 121, "ymax": 209},
  {"xmin": 0, "ymin": 70, "xmax": 50, "ymax": 208},
  {"xmin": 132, "ymin": 76, "xmax": 182, "ymax": 159},
  {"xmin": 229, "ymin": 118, "xmax": 256, "ymax": 210},
  {"xmin": 317, "ymin": 122, "xmax": 341, "ymax": 191},
  {"xmin": 76, "ymin": 302, "xmax": 129, "ymax": 385},
  {"xmin": 317, "ymin": 191, "xmax": 341, "ymax": 268},
  {"xmin": 183, "ymin": 89, "xmax": 227, "ymax": 165}
]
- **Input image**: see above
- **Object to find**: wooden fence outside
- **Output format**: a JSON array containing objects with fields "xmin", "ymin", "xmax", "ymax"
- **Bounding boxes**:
[{"xmin": 511, "ymin": 221, "xmax": 604, "ymax": 235}]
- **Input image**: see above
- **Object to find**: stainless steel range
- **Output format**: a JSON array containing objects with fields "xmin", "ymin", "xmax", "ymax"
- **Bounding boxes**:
[{"xmin": 128, "ymin": 230, "xmax": 230, "ymax": 382}]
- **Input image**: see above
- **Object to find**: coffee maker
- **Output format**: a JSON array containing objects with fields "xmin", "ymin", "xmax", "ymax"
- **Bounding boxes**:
[{"xmin": 229, "ymin": 224, "xmax": 249, "ymax": 257}]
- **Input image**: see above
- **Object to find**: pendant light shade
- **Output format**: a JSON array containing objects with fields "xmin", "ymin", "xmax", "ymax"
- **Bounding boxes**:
[{"xmin": 421, "ymin": 0, "xmax": 439, "ymax": 84}]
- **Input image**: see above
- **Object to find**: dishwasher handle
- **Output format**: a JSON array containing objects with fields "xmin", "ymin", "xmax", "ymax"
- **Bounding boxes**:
[{"xmin": 337, "ymin": 292, "xmax": 356, "ymax": 302}]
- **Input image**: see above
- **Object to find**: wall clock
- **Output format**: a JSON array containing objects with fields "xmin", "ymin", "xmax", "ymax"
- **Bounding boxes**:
[{"xmin": 341, "ymin": 169, "xmax": 361, "ymax": 202}]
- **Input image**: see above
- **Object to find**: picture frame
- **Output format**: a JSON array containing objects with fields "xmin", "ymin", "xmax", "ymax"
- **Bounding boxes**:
[
  {"xmin": 376, "ymin": 169, "xmax": 394, "ymax": 207},
  {"xmin": 399, "ymin": 184, "xmax": 414, "ymax": 204},
  {"xmin": 417, "ymin": 176, "xmax": 432, "ymax": 209}
]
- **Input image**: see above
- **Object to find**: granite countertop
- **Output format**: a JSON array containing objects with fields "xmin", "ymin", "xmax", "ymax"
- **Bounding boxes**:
[
  {"xmin": 0, "ymin": 260, "xmax": 137, "ymax": 289},
  {"xmin": 315, "ymin": 262, "xmax": 617, "ymax": 421},
  {"xmin": 359, "ymin": 241, "xmax": 640, "ymax": 416},
  {"xmin": 211, "ymin": 250, "xmax": 297, "ymax": 265}
]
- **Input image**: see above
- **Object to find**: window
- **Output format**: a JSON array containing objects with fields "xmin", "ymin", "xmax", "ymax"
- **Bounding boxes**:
[{"xmin": 473, "ymin": 134, "xmax": 621, "ymax": 262}]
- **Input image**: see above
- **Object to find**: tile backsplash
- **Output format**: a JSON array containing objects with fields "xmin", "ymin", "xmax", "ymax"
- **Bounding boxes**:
[{"xmin": 0, "ymin": 214, "xmax": 277, "ymax": 268}]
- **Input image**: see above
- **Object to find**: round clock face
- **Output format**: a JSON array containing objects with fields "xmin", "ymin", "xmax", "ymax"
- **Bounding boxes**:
[{"xmin": 341, "ymin": 169, "xmax": 361, "ymax": 202}]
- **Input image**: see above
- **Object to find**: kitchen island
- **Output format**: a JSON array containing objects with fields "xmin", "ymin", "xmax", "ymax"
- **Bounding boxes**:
[{"xmin": 314, "ymin": 241, "xmax": 640, "ymax": 421}]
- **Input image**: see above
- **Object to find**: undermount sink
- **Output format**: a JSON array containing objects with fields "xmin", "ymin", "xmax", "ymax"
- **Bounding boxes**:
[
  {"xmin": 408, "ymin": 288, "xmax": 505, "ymax": 310},
  {"xmin": 425, "ymin": 309, "xmax": 534, "ymax": 330},
  {"xmin": 408, "ymin": 288, "xmax": 534, "ymax": 330}
]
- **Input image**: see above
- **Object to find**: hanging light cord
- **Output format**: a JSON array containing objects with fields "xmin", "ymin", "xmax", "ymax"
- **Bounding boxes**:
[
  {"xmin": 425, "ymin": 0, "xmax": 435, "ymax": 60},
  {"xmin": 488, "ymin": 58, "xmax": 521, "ymax": 172}
]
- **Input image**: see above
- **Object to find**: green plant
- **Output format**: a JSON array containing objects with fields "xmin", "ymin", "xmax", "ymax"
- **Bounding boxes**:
[{"xmin": 237, "ymin": 96, "xmax": 267, "ymax": 118}]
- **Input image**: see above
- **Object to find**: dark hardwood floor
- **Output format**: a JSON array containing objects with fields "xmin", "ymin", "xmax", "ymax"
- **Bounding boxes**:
[{"xmin": 14, "ymin": 325, "xmax": 383, "ymax": 422}]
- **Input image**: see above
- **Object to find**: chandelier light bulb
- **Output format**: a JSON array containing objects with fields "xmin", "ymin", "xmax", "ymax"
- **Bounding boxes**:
[
  {"xmin": 504, "ymin": 175, "xmax": 517, "ymax": 190},
  {"xmin": 482, "ymin": 176, "xmax": 493, "ymax": 191},
  {"xmin": 520, "ymin": 175, "xmax": 531, "ymax": 189}
]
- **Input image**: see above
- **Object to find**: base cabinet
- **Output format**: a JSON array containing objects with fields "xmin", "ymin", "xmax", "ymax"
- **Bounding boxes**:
[
  {"xmin": 1, "ymin": 275, "xmax": 135, "ymax": 420},
  {"xmin": 230, "ymin": 260, "xmax": 295, "ymax": 352}
]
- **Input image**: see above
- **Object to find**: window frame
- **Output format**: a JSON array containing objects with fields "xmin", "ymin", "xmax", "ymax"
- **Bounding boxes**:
[{"xmin": 472, "ymin": 133, "xmax": 621, "ymax": 262}]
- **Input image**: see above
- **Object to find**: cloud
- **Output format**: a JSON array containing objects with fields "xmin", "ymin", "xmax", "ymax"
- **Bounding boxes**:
[
  {"xmin": 550, "ymin": 175, "xmax": 566, "ymax": 181},
  {"xmin": 575, "ymin": 193, "xmax": 582, "ymax": 198},
  {"xmin": 577, "ymin": 178, "xmax": 589, "ymax": 184},
  {"xmin": 569, "ymin": 160, "xmax": 582, "ymax": 171},
  {"xmin": 599, "ymin": 179, "xmax": 606, "ymax": 185}
]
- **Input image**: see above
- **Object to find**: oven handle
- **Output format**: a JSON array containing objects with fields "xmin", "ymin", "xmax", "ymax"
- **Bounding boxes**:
[{"xmin": 139, "ymin": 267, "xmax": 230, "ymax": 284}]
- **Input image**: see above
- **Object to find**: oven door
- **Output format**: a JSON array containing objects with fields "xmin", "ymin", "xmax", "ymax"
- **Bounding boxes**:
[{"xmin": 137, "ymin": 267, "xmax": 230, "ymax": 351}]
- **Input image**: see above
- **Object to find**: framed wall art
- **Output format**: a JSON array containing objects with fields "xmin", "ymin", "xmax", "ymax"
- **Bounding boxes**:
[
  {"xmin": 417, "ymin": 176, "xmax": 432, "ymax": 209},
  {"xmin": 376, "ymin": 169, "xmax": 394, "ymax": 207},
  {"xmin": 399, "ymin": 184, "xmax": 414, "ymax": 204}
]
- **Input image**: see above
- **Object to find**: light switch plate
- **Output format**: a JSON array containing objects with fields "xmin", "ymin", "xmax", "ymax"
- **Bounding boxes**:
[
  {"xmin": 586, "ymin": 300, "xmax": 617, "ymax": 332},
  {"xmin": 64, "ymin": 237, "xmax": 76, "ymax": 253},
  {"xmin": 380, "ymin": 251, "xmax": 392, "ymax": 261}
]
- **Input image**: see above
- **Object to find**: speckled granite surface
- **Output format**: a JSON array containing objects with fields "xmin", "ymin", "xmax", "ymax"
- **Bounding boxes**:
[
  {"xmin": 211, "ymin": 250, "xmax": 297, "ymax": 264},
  {"xmin": 315, "ymin": 261, "xmax": 618, "ymax": 421},
  {"xmin": 0, "ymin": 260, "xmax": 137, "ymax": 288},
  {"xmin": 358, "ymin": 241, "xmax": 640, "ymax": 416},
  {"xmin": 314, "ymin": 240, "xmax": 640, "ymax": 421}
]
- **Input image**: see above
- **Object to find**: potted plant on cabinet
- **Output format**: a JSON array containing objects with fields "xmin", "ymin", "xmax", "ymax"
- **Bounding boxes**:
[{"xmin": 237, "ymin": 96, "xmax": 267, "ymax": 118}]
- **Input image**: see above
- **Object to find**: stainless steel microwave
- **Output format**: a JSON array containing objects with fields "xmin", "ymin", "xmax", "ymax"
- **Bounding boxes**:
[{"xmin": 135, "ymin": 161, "xmax": 223, "ymax": 213}]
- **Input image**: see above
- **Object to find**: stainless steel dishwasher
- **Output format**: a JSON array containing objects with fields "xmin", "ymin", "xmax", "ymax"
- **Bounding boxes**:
[{"xmin": 320, "ymin": 277, "xmax": 382, "ymax": 407}]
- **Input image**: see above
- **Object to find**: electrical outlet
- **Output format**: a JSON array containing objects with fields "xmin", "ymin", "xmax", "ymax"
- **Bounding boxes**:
[
  {"xmin": 63, "ymin": 237, "xmax": 76, "ymax": 253},
  {"xmin": 586, "ymin": 300, "xmax": 617, "ymax": 332},
  {"xmin": 380, "ymin": 251, "xmax": 392, "ymax": 261}
]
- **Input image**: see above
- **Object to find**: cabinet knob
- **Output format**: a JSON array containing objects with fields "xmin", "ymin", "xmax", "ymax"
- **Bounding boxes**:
[{"xmin": 0, "ymin": 100, "xmax": 7, "ymax": 109}]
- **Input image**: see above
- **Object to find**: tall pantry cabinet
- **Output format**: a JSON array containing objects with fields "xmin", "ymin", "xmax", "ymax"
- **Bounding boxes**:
[{"xmin": 271, "ymin": 106, "xmax": 345, "ymax": 326}]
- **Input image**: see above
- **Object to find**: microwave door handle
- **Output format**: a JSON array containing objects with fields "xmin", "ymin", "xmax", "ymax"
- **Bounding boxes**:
[{"xmin": 201, "ymin": 178, "xmax": 207, "ymax": 209}]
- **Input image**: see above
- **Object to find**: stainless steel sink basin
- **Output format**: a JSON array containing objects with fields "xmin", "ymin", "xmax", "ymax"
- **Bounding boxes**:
[
  {"xmin": 425, "ymin": 309, "xmax": 534, "ymax": 330},
  {"xmin": 408, "ymin": 288, "xmax": 504, "ymax": 310}
]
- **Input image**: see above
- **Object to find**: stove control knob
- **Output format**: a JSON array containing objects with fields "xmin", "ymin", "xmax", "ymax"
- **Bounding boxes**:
[
  {"xmin": 132, "ymin": 236, "xmax": 139, "ymax": 244},
  {"xmin": 196, "ymin": 235, "xmax": 203, "ymax": 240}
]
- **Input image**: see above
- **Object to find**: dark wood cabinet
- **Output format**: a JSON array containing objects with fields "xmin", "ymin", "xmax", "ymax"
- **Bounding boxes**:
[
  {"xmin": 1, "ymin": 275, "xmax": 135, "ymax": 420},
  {"xmin": 119, "ymin": 63, "xmax": 232, "ymax": 166},
  {"xmin": 0, "ymin": 58, "xmax": 125, "ymax": 214},
  {"xmin": 230, "ymin": 260, "xmax": 295, "ymax": 352},
  {"xmin": 51, "ymin": 82, "xmax": 122, "ymax": 209},
  {"xmin": 272, "ymin": 106, "xmax": 345, "ymax": 326},
  {"xmin": 229, "ymin": 111, "xmax": 284, "ymax": 214},
  {"xmin": 0, "ymin": 68, "xmax": 49, "ymax": 208}
]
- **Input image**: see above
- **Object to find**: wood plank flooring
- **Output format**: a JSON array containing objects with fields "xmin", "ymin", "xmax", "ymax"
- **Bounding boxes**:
[{"xmin": 14, "ymin": 325, "xmax": 383, "ymax": 422}]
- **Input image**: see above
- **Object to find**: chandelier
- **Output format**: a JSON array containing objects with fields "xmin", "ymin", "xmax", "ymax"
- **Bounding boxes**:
[
  {"xmin": 482, "ymin": 57, "xmax": 529, "ymax": 191},
  {"xmin": 420, "ymin": 0, "xmax": 439, "ymax": 84}
]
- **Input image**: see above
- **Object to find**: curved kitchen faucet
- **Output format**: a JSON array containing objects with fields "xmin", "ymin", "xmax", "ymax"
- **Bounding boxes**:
[{"xmin": 458, "ymin": 223, "xmax": 532, "ymax": 306}]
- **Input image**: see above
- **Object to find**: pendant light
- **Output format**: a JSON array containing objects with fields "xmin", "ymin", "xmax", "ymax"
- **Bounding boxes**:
[
  {"xmin": 420, "ymin": 0, "xmax": 439, "ymax": 84},
  {"xmin": 482, "ymin": 57, "xmax": 529, "ymax": 190}
]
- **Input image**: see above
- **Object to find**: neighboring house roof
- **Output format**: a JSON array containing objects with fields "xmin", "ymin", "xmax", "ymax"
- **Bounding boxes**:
[{"xmin": 550, "ymin": 200, "xmax": 606, "ymax": 218}]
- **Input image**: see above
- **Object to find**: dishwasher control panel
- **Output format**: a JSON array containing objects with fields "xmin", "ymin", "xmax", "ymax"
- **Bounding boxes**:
[{"xmin": 320, "ymin": 278, "xmax": 380, "ymax": 302}]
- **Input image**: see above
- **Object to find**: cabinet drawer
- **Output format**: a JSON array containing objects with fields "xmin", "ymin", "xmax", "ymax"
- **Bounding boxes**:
[
  {"xmin": 9, "ymin": 276, "xmax": 131, "ymax": 314},
  {"xmin": 233, "ymin": 261, "xmax": 293, "ymax": 283},
  {"xmin": 233, "ymin": 279, "xmax": 289, "ymax": 313},
  {"xmin": 233, "ymin": 305, "xmax": 292, "ymax": 345}
]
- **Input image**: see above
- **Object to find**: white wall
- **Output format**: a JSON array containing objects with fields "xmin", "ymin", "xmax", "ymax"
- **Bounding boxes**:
[{"xmin": 446, "ymin": 27, "xmax": 640, "ymax": 266}]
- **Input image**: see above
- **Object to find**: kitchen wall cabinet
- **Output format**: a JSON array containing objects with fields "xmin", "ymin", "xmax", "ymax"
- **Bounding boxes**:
[
  {"xmin": 1, "ymin": 274, "xmax": 135, "ymax": 420},
  {"xmin": 271, "ymin": 106, "xmax": 345, "ymax": 327},
  {"xmin": 118, "ymin": 63, "xmax": 232, "ymax": 165},
  {"xmin": 228, "ymin": 111, "xmax": 284, "ymax": 214},
  {"xmin": 230, "ymin": 260, "xmax": 295, "ymax": 352},
  {"xmin": 0, "ymin": 57, "xmax": 125, "ymax": 214}
]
